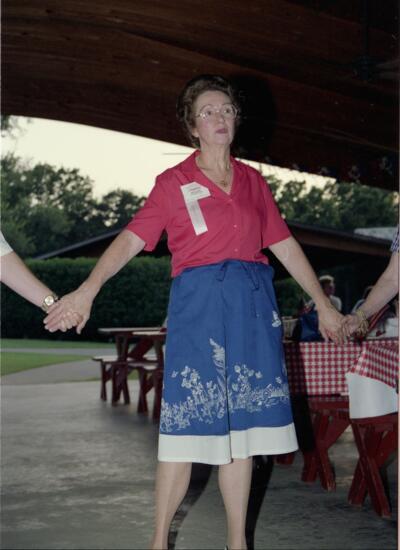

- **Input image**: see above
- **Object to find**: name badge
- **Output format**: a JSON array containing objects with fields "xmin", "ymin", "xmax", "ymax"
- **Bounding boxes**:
[{"xmin": 180, "ymin": 182, "xmax": 210, "ymax": 235}]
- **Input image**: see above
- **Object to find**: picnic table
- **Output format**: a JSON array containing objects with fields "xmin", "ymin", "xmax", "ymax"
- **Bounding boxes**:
[
  {"xmin": 94, "ymin": 327, "xmax": 166, "ymax": 420},
  {"xmin": 280, "ymin": 338, "xmax": 398, "ymax": 518},
  {"xmin": 94, "ymin": 326, "xmax": 398, "ymax": 516}
]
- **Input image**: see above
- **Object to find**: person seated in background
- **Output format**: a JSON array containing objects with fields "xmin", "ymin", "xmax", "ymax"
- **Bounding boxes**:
[
  {"xmin": 306, "ymin": 274, "xmax": 342, "ymax": 313},
  {"xmin": 293, "ymin": 274, "xmax": 342, "ymax": 341},
  {"xmin": 319, "ymin": 274, "xmax": 342, "ymax": 312},
  {"xmin": 351, "ymin": 285, "xmax": 373, "ymax": 313},
  {"xmin": 295, "ymin": 295, "xmax": 309, "ymax": 316}
]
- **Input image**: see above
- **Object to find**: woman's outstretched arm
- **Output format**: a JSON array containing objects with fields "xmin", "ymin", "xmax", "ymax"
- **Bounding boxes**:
[
  {"xmin": 44, "ymin": 230, "xmax": 145, "ymax": 334},
  {"xmin": 341, "ymin": 251, "xmax": 398, "ymax": 337},
  {"xmin": 269, "ymin": 236, "xmax": 345, "ymax": 343}
]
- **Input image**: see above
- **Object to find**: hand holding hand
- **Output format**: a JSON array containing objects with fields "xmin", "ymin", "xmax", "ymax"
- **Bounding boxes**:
[
  {"xmin": 340, "ymin": 313, "xmax": 364, "ymax": 340},
  {"xmin": 44, "ymin": 288, "xmax": 93, "ymax": 334},
  {"xmin": 317, "ymin": 303, "xmax": 347, "ymax": 344}
]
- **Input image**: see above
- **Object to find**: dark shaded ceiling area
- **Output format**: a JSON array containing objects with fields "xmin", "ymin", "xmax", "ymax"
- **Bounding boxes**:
[{"xmin": 2, "ymin": 1, "xmax": 398, "ymax": 190}]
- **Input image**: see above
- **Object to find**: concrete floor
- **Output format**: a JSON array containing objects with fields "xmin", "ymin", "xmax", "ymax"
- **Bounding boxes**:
[{"xmin": 1, "ymin": 379, "xmax": 397, "ymax": 550}]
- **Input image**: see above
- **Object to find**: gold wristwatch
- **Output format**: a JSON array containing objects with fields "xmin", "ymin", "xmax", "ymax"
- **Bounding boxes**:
[{"xmin": 41, "ymin": 293, "xmax": 59, "ymax": 313}]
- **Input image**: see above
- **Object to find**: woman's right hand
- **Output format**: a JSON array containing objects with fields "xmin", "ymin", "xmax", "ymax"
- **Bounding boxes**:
[{"xmin": 44, "ymin": 288, "xmax": 94, "ymax": 334}]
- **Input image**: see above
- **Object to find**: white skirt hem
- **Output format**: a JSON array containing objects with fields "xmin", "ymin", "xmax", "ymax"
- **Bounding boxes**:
[{"xmin": 158, "ymin": 423, "xmax": 298, "ymax": 465}]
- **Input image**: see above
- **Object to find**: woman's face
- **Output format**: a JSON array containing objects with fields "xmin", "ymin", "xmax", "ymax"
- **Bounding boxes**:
[{"xmin": 191, "ymin": 90, "xmax": 236, "ymax": 149}]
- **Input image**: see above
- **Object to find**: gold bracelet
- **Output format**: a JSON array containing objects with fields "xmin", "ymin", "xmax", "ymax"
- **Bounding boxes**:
[
  {"xmin": 355, "ymin": 308, "xmax": 367, "ymax": 323},
  {"xmin": 355, "ymin": 308, "xmax": 369, "ymax": 336}
]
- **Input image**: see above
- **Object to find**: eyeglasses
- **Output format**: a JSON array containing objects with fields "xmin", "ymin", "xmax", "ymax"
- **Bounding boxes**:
[{"xmin": 195, "ymin": 104, "xmax": 238, "ymax": 121}]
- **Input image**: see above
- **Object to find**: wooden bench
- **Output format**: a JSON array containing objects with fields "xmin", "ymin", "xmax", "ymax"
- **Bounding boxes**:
[{"xmin": 92, "ymin": 354, "xmax": 161, "ymax": 417}]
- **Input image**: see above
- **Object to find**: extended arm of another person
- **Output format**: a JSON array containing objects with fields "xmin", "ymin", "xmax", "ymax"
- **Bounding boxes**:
[
  {"xmin": 269, "ymin": 236, "xmax": 345, "ymax": 343},
  {"xmin": 341, "ymin": 251, "xmax": 399, "ymax": 337},
  {"xmin": 0, "ymin": 250, "xmax": 80, "ymax": 330},
  {"xmin": 43, "ymin": 230, "xmax": 145, "ymax": 334},
  {"xmin": 1, "ymin": 250, "xmax": 54, "ymax": 307}
]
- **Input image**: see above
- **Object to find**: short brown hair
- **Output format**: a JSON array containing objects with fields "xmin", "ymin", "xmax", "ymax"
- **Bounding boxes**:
[{"xmin": 176, "ymin": 74, "xmax": 241, "ymax": 148}]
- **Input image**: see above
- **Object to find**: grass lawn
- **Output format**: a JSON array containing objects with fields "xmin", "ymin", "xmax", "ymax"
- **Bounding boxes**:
[
  {"xmin": 1, "ymin": 352, "xmax": 87, "ymax": 376},
  {"xmin": 1, "ymin": 338, "xmax": 113, "ymax": 349}
]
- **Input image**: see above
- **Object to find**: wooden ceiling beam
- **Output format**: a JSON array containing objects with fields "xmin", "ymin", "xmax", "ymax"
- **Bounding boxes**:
[{"xmin": 2, "ymin": 1, "xmax": 398, "ymax": 190}]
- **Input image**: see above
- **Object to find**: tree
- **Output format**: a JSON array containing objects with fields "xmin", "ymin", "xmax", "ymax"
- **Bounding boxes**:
[
  {"xmin": 0, "ymin": 153, "xmax": 145, "ymax": 257},
  {"xmin": 266, "ymin": 175, "xmax": 398, "ymax": 230},
  {"xmin": 26, "ymin": 163, "xmax": 99, "ymax": 243},
  {"xmin": 1, "ymin": 153, "xmax": 36, "ymax": 256},
  {"xmin": 1, "ymin": 115, "xmax": 20, "ymax": 137},
  {"xmin": 95, "ymin": 189, "xmax": 145, "ymax": 228},
  {"xmin": 25, "ymin": 205, "xmax": 72, "ymax": 253}
]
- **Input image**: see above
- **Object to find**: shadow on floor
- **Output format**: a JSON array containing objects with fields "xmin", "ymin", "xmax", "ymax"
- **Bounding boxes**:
[
  {"xmin": 168, "ymin": 456, "xmax": 275, "ymax": 550},
  {"xmin": 169, "ymin": 463, "xmax": 213, "ymax": 549},
  {"xmin": 246, "ymin": 456, "xmax": 274, "ymax": 550}
]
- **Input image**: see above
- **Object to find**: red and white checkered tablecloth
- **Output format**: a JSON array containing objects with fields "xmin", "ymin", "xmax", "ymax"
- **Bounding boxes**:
[
  {"xmin": 284, "ymin": 341, "xmax": 361, "ymax": 396},
  {"xmin": 284, "ymin": 339, "xmax": 399, "ymax": 396},
  {"xmin": 349, "ymin": 339, "xmax": 398, "ymax": 389}
]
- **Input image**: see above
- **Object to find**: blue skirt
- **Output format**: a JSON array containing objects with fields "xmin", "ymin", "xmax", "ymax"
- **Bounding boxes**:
[{"xmin": 158, "ymin": 260, "xmax": 298, "ymax": 464}]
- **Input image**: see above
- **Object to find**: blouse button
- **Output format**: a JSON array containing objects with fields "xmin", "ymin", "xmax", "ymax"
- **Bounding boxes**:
[{"xmin": 233, "ymin": 224, "xmax": 237, "ymax": 229}]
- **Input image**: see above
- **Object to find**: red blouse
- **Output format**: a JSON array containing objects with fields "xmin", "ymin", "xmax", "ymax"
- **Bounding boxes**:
[{"xmin": 125, "ymin": 151, "xmax": 291, "ymax": 277}]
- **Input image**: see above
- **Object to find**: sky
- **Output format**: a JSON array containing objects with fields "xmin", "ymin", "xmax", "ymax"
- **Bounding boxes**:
[{"xmin": 2, "ymin": 117, "xmax": 335, "ymax": 199}]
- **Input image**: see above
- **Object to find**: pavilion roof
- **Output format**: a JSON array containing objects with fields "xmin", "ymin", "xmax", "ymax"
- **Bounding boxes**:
[{"xmin": 2, "ymin": 1, "xmax": 398, "ymax": 190}]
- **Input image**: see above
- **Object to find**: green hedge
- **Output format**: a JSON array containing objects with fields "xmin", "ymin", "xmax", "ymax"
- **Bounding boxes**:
[
  {"xmin": 3, "ymin": 254, "xmax": 368, "ymax": 341},
  {"xmin": 274, "ymin": 277, "xmax": 305, "ymax": 316},
  {"xmin": 1, "ymin": 257, "xmax": 172, "ymax": 341}
]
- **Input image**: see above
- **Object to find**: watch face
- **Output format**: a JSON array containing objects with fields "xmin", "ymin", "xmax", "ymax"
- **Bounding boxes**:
[{"xmin": 44, "ymin": 295, "xmax": 55, "ymax": 307}]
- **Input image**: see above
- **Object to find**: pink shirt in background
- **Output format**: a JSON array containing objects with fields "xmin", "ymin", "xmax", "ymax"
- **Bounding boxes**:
[{"xmin": 125, "ymin": 151, "xmax": 291, "ymax": 277}]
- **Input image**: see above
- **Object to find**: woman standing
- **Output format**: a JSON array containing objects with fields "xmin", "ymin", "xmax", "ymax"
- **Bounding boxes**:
[{"xmin": 45, "ymin": 75, "xmax": 344, "ymax": 549}]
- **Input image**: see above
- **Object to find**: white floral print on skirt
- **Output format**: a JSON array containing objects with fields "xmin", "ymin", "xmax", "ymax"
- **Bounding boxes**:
[{"xmin": 158, "ymin": 260, "xmax": 298, "ymax": 465}]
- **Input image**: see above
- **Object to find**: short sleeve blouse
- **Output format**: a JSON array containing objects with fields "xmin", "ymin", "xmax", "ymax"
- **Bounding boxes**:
[
  {"xmin": 126, "ymin": 151, "xmax": 291, "ymax": 277},
  {"xmin": 0, "ymin": 230, "xmax": 13, "ymax": 257}
]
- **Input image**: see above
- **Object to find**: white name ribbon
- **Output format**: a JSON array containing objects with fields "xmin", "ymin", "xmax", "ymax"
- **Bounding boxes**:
[{"xmin": 180, "ymin": 182, "xmax": 210, "ymax": 235}]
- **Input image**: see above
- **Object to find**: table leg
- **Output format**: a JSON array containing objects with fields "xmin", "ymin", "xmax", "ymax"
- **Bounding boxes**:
[
  {"xmin": 300, "ymin": 409, "xmax": 349, "ymax": 491},
  {"xmin": 137, "ymin": 369, "xmax": 150, "ymax": 414},
  {"xmin": 317, "ymin": 416, "xmax": 349, "ymax": 491},
  {"xmin": 110, "ymin": 335, "xmax": 131, "ymax": 405},
  {"xmin": 121, "ymin": 366, "xmax": 130, "ymax": 405},
  {"xmin": 111, "ymin": 364, "xmax": 131, "ymax": 405},
  {"xmin": 348, "ymin": 461, "xmax": 366, "ymax": 506},
  {"xmin": 348, "ymin": 429, "xmax": 397, "ymax": 508},
  {"xmin": 355, "ymin": 426, "xmax": 390, "ymax": 517},
  {"xmin": 111, "ymin": 365, "xmax": 119, "ymax": 404},
  {"xmin": 115, "ymin": 335, "xmax": 130, "ymax": 360},
  {"xmin": 152, "ymin": 368, "xmax": 163, "ymax": 421},
  {"xmin": 301, "ymin": 449, "xmax": 319, "ymax": 483},
  {"xmin": 349, "ymin": 419, "xmax": 397, "ymax": 518},
  {"xmin": 100, "ymin": 362, "xmax": 109, "ymax": 401},
  {"xmin": 275, "ymin": 453, "xmax": 295, "ymax": 466}
]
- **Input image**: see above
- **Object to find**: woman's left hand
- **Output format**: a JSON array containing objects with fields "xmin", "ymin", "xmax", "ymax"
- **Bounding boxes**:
[
  {"xmin": 340, "ymin": 314, "xmax": 362, "ymax": 339},
  {"xmin": 317, "ymin": 303, "xmax": 347, "ymax": 344}
]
